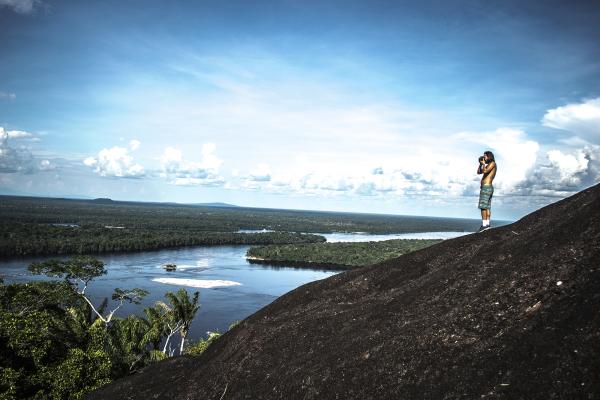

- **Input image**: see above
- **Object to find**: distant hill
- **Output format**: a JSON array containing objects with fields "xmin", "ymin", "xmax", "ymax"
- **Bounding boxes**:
[
  {"xmin": 90, "ymin": 198, "xmax": 238, "ymax": 208},
  {"xmin": 90, "ymin": 197, "xmax": 114, "ymax": 204},
  {"xmin": 90, "ymin": 183, "xmax": 600, "ymax": 399},
  {"xmin": 189, "ymin": 202, "xmax": 238, "ymax": 208}
]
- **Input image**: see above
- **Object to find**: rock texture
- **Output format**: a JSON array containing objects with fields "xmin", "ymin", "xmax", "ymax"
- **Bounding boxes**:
[{"xmin": 89, "ymin": 184, "xmax": 600, "ymax": 400}]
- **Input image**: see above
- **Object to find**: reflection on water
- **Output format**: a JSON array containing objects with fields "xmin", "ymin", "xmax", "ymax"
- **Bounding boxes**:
[
  {"xmin": 321, "ymin": 231, "xmax": 469, "ymax": 242},
  {"xmin": 0, "ymin": 231, "xmax": 467, "ymax": 342}
]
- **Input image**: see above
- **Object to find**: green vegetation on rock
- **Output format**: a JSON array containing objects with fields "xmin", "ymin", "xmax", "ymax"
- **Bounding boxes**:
[{"xmin": 247, "ymin": 239, "xmax": 442, "ymax": 269}]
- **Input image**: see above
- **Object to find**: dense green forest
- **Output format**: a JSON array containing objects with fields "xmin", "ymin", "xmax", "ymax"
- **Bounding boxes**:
[
  {"xmin": 247, "ymin": 239, "xmax": 442, "ymax": 269},
  {"xmin": 0, "ymin": 195, "xmax": 480, "ymax": 257},
  {"xmin": 0, "ymin": 256, "xmax": 225, "ymax": 399},
  {"xmin": 0, "ymin": 225, "xmax": 324, "ymax": 256}
]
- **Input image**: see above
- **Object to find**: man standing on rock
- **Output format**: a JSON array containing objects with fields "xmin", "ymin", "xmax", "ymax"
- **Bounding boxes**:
[{"xmin": 477, "ymin": 151, "xmax": 497, "ymax": 232}]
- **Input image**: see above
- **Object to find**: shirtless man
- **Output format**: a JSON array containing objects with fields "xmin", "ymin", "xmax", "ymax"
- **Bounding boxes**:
[{"xmin": 476, "ymin": 151, "xmax": 497, "ymax": 232}]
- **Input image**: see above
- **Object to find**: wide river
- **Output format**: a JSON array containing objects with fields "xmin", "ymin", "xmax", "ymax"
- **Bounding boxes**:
[{"xmin": 0, "ymin": 231, "xmax": 468, "ymax": 343}]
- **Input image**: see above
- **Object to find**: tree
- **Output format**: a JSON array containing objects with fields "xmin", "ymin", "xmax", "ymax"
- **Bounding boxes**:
[
  {"xmin": 164, "ymin": 289, "xmax": 200, "ymax": 355},
  {"xmin": 29, "ymin": 256, "xmax": 148, "ymax": 325},
  {"xmin": 107, "ymin": 315, "xmax": 151, "ymax": 376},
  {"xmin": 0, "ymin": 280, "xmax": 112, "ymax": 399},
  {"xmin": 153, "ymin": 301, "xmax": 183, "ymax": 356},
  {"xmin": 142, "ymin": 304, "xmax": 170, "ymax": 351}
]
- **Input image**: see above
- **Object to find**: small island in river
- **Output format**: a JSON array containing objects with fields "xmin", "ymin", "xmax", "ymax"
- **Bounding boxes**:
[{"xmin": 246, "ymin": 239, "xmax": 442, "ymax": 269}]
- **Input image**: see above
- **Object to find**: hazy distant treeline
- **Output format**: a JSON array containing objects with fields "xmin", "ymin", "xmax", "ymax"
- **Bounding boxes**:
[{"xmin": 1, "ymin": 196, "xmax": 479, "ymax": 232}]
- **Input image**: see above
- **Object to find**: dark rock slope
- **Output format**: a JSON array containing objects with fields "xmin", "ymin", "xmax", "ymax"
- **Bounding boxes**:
[{"xmin": 90, "ymin": 184, "xmax": 600, "ymax": 400}]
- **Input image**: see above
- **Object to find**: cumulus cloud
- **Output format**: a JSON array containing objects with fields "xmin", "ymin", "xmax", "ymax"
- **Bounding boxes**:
[
  {"xmin": 0, "ymin": 126, "xmax": 37, "ymax": 173},
  {"xmin": 160, "ymin": 144, "xmax": 224, "ymax": 186},
  {"xmin": 455, "ymin": 128, "xmax": 540, "ymax": 192},
  {"xmin": 514, "ymin": 146, "xmax": 600, "ymax": 196},
  {"xmin": 233, "ymin": 127, "xmax": 547, "ymax": 201},
  {"xmin": 0, "ymin": 0, "xmax": 41, "ymax": 14},
  {"xmin": 233, "ymin": 127, "xmax": 543, "ymax": 200},
  {"xmin": 0, "ymin": 138, "xmax": 33, "ymax": 173},
  {"xmin": 542, "ymin": 98, "xmax": 600, "ymax": 144},
  {"xmin": 84, "ymin": 145, "xmax": 145, "ymax": 178}
]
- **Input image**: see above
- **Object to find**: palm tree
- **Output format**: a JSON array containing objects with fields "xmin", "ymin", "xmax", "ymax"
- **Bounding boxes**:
[
  {"xmin": 164, "ymin": 288, "xmax": 200, "ymax": 355},
  {"xmin": 142, "ymin": 303, "xmax": 170, "ymax": 351},
  {"xmin": 108, "ymin": 315, "xmax": 150, "ymax": 375}
]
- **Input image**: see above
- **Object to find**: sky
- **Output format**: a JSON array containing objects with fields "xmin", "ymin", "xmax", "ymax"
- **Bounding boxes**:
[{"xmin": 1, "ymin": 0, "xmax": 599, "ymax": 220}]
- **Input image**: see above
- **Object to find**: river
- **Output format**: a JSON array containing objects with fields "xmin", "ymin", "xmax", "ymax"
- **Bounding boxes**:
[{"xmin": 0, "ymin": 231, "xmax": 469, "ymax": 343}]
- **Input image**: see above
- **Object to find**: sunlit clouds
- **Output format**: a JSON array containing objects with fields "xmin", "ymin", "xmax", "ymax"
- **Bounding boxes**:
[
  {"xmin": 1, "ymin": 1, "xmax": 600, "ymax": 219},
  {"xmin": 84, "ymin": 142, "xmax": 145, "ymax": 178},
  {"xmin": 542, "ymin": 98, "xmax": 600, "ymax": 144},
  {"xmin": 159, "ymin": 144, "xmax": 224, "ymax": 186}
]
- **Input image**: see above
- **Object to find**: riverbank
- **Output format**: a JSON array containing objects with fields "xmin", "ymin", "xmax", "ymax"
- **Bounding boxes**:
[
  {"xmin": 0, "ymin": 195, "xmax": 482, "ymax": 256},
  {"xmin": 246, "ymin": 239, "xmax": 442, "ymax": 269},
  {"xmin": 0, "ymin": 230, "xmax": 326, "ymax": 257}
]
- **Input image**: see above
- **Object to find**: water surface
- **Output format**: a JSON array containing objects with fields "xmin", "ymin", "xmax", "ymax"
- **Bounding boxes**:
[
  {"xmin": 0, "ymin": 231, "xmax": 468, "ymax": 343},
  {"xmin": 0, "ymin": 245, "xmax": 338, "ymax": 343}
]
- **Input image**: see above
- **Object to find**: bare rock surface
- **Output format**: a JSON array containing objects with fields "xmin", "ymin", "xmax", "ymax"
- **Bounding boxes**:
[{"xmin": 89, "ymin": 184, "xmax": 600, "ymax": 399}]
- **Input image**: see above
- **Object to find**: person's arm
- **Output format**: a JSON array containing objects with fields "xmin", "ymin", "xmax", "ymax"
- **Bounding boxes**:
[
  {"xmin": 481, "ymin": 161, "xmax": 495, "ymax": 174},
  {"xmin": 477, "ymin": 160, "xmax": 485, "ymax": 174}
]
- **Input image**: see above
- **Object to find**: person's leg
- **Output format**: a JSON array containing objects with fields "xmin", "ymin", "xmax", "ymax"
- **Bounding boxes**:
[
  {"xmin": 486, "ymin": 188, "xmax": 493, "ymax": 226},
  {"xmin": 483, "ymin": 209, "xmax": 490, "ymax": 226}
]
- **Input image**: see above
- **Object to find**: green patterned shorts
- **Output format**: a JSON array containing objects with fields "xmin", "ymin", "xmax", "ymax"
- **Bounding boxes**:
[{"xmin": 478, "ymin": 185, "xmax": 494, "ymax": 210}]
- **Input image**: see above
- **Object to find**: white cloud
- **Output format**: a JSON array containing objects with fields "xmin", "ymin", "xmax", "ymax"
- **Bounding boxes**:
[
  {"xmin": 0, "ymin": 128, "xmax": 34, "ymax": 140},
  {"xmin": 515, "ymin": 145, "xmax": 600, "ymax": 196},
  {"xmin": 0, "ymin": 0, "xmax": 41, "ymax": 14},
  {"xmin": 542, "ymin": 98, "xmax": 600, "ymax": 143},
  {"xmin": 455, "ymin": 128, "xmax": 540, "ymax": 192},
  {"xmin": 0, "ymin": 91, "xmax": 16, "ymax": 100},
  {"xmin": 160, "ymin": 144, "xmax": 224, "ymax": 186},
  {"xmin": 84, "ymin": 145, "xmax": 145, "ymax": 178},
  {"xmin": 0, "ymin": 139, "xmax": 33, "ymax": 173},
  {"xmin": 547, "ymin": 149, "xmax": 588, "ymax": 181},
  {"xmin": 0, "ymin": 126, "xmax": 37, "ymax": 173},
  {"xmin": 233, "ymin": 127, "xmax": 545, "ymax": 201}
]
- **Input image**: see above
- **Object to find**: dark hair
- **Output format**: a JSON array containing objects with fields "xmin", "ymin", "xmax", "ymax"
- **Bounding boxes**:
[{"xmin": 484, "ymin": 151, "xmax": 495, "ymax": 162}]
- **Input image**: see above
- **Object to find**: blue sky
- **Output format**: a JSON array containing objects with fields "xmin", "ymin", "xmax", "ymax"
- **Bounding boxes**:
[{"xmin": 1, "ymin": 0, "xmax": 599, "ymax": 220}]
